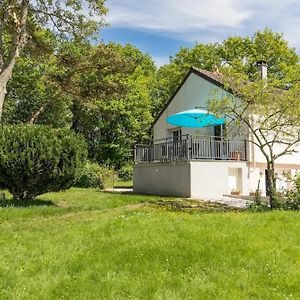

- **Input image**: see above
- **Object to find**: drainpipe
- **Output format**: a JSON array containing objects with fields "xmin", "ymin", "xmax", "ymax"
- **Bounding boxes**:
[{"xmin": 220, "ymin": 124, "xmax": 224, "ymax": 160}]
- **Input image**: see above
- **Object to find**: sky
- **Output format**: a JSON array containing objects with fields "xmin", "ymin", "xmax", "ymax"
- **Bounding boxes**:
[{"xmin": 100, "ymin": 0, "xmax": 300, "ymax": 66}]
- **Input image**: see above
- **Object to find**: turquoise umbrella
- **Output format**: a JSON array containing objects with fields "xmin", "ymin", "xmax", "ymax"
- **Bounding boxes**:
[{"xmin": 166, "ymin": 109, "xmax": 225, "ymax": 128}]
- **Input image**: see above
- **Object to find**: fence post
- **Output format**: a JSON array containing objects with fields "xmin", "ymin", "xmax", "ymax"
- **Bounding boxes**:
[
  {"xmin": 149, "ymin": 143, "xmax": 153, "ymax": 163},
  {"xmin": 244, "ymin": 139, "xmax": 247, "ymax": 161},
  {"xmin": 186, "ymin": 134, "xmax": 190, "ymax": 160},
  {"xmin": 134, "ymin": 145, "xmax": 137, "ymax": 162}
]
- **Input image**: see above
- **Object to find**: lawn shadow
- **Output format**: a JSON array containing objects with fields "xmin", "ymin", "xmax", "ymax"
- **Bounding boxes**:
[
  {"xmin": 0, "ymin": 198, "xmax": 57, "ymax": 208},
  {"xmin": 150, "ymin": 199, "xmax": 242, "ymax": 213}
]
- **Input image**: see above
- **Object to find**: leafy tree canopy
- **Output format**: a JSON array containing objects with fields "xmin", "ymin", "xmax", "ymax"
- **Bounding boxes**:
[
  {"xmin": 154, "ymin": 28, "xmax": 300, "ymax": 116},
  {"xmin": 0, "ymin": 0, "xmax": 107, "ymax": 121},
  {"xmin": 4, "ymin": 34, "xmax": 157, "ymax": 167}
]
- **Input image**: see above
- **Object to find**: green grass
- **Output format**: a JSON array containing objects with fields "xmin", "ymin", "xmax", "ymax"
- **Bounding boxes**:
[
  {"xmin": 104, "ymin": 179, "xmax": 133, "ymax": 189},
  {"xmin": 0, "ymin": 188, "xmax": 300, "ymax": 299}
]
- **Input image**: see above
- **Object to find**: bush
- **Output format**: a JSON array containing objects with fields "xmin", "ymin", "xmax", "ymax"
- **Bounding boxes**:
[
  {"xmin": 74, "ymin": 162, "xmax": 112, "ymax": 189},
  {"xmin": 248, "ymin": 191, "xmax": 270, "ymax": 211},
  {"xmin": 0, "ymin": 125, "xmax": 87, "ymax": 200},
  {"xmin": 118, "ymin": 163, "xmax": 133, "ymax": 181},
  {"xmin": 283, "ymin": 176, "xmax": 300, "ymax": 210}
]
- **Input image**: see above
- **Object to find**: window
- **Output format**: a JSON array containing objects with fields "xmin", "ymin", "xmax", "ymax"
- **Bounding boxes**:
[{"xmin": 172, "ymin": 129, "xmax": 182, "ymax": 142}]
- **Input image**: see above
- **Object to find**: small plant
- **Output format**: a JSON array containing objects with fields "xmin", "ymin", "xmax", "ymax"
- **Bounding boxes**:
[
  {"xmin": 248, "ymin": 190, "xmax": 269, "ymax": 211},
  {"xmin": 0, "ymin": 125, "xmax": 87, "ymax": 200},
  {"xmin": 74, "ymin": 162, "xmax": 112, "ymax": 189},
  {"xmin": 282, "ymin": 175, "xmax": 300, "ymax": 210}
]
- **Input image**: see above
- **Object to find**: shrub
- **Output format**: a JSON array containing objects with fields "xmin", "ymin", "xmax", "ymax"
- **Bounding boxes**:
[
  {"xmin": 248, "ymin": 191, "xmax": 270, "ymax": 211},
  {"xmin": 0, "ymin": 125, "xmax": 87, "ymax": 200},
  {"xmin": 118, "ymin": 163, "xmax": 133, "ymax": 181},
  {"xmin": 74, "ymin": 162, "xmax": 112, "ymax": 189},
  {"xmin": 283, "ymin": 176, "xmax": 300, "ymax": 210}
]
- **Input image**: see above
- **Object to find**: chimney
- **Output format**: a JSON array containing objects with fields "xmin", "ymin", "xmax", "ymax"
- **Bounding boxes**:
[{"xmin": 256, "ymin": 60, "xmax": 268, "ymax": 79}]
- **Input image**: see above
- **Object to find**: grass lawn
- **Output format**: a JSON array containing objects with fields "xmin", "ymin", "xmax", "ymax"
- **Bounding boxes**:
[
  {"xmin": 105, "ymin": 180, "xmax": 133, "ymax": 189},
  {"xmin": 0, "ymin": 188, "xmax": 300, "ymax": 299}
]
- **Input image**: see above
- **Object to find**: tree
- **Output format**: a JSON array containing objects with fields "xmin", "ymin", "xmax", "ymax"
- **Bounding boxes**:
[
  {"xmin": 0, "ymin": 0, "xmax": 107, "ymax": 121},
  {"xmin": 2, "ymin": 36, "xmax": 156, "ymax": 166},
  {"xmin": 4, "ymin": 47, "xmax": 72, "ymax": 127},
  {"xmin": 37, "ymin": 41, "xmax": 155, "ymax": 166},
  {"xmin": 209, "ymin": 68, "xmax": 300, "ymax": 209},
  {"xmin": 154, "ymin": 29, "xmax": 300, "ymax": 116},
  {"xmin": 0, "ymin": 125, "xmax": 87, "ymax": 200}
]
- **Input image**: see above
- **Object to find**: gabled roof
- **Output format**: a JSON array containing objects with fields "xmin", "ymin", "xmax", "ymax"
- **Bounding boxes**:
[{"xmin": 152, "ymin": 66, "xmax": 226, "ymax": 127}]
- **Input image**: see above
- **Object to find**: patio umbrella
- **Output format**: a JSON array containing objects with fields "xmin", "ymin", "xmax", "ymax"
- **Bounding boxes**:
[{"xmin": 166, "ymin": 109, "xmax": 225, "ymax": 128}]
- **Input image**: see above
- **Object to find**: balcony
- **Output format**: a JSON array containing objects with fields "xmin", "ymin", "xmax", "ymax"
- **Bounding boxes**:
[{"xmin": 134, "ymin": 135, "xmax": 247, "ymax": 163}]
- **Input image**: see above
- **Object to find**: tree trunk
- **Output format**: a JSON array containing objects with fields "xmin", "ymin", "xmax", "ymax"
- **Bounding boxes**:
[
  {"xmin": 0, "ymin": 0, "xmax": 29, "ymax": 122},
  {"xmin": 266, "ymin": 161, "xmax": 277, "ymax": 209},
  {"xmin": 0, "ymin": 66, "xmax": 15, "ymax": 122}
]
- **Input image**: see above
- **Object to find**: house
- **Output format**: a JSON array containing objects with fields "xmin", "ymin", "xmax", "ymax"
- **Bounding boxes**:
[{"xmin": 133, "ymin": 64, "xmax": 300, "ymax": 199}]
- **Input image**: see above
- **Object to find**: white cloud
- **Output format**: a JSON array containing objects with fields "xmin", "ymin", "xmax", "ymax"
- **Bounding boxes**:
[
  {"xmin": 105, "ymin": 0, "xmax": 300, "ymax": 51},
  {"xmin": 106, "ymin": 0, "xmax": 251, "ymax": 40}
]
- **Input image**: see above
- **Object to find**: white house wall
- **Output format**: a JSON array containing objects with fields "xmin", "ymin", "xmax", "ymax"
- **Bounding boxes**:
[
  {"xmin": 247, "ymin": 114, "xmax": 300, "ymax": 166},
  {"xmin": 153, "ymin": 73, "xmax": 230, "ymax": 140},
  {"xmin": 190, "ymin": 161, "xmax": 248, "ymax": 198},
  {"xmin": 250, "ymin": 142, "xmax": 300, "ymax": 166}
]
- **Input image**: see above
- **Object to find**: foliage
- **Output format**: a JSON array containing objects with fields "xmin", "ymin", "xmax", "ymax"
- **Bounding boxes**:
[
  {"xmin": 3, "ymin": 38, "xmax": 156, "ymax": 166},
  {"xmin": 0, "ymin": 0, "xmax": 107, "ymax": 122},
  {"xmin": 56, "ymin": 41, "xmax": 156, "ymax": 166},
  {"xmin": 1, "ymin": 189, "xmax": 300, "ymax": 298},
  {"xmin": 4, "ymin": 54, "xmax": 72, "ymax": 126},
  {"xmin": 74, "ymin": 162, "xmax": 112, "ymax": 189},
  {"xmin": 118, "ymin": 163, "xmax": 133, "ymax": 181},
  {"xmin": 248, "ymin": 192, "xmax": 270, "ymax": 211},
  {"xmin": 283, "ymin": 176, "xmax": 300, "ymax": 210},
  {"xmin": 154, "ymin": 29, "xmax": 300, "ymax": 116},
  {"xmin": 0, "ymin": 125, "xmax": 87, "ymax": 200}
]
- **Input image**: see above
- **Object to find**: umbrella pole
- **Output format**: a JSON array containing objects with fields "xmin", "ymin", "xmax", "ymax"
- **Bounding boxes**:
[
  {"xmin": 221, "ymin": 124, "xmax": 223, "ymax": 139},
  {"xmin": 220, "ymin": 124, "xmax": 224, "ymax": 159}
]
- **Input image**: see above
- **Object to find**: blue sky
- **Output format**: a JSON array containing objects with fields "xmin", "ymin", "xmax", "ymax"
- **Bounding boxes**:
[{"xmin": 100, "ymin": 0, "xmax": 300, "ymax": 66}]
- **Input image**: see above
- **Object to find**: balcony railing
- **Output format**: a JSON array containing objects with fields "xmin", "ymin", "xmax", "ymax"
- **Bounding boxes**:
[{"xmin": 134, "ymin": 135, "xmax": 247, "ymax": 163}]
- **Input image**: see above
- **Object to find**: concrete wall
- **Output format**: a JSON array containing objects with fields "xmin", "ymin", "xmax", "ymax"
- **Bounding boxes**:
[
  {"xmin": 133, "ymin": 162, "xmax": 191, "ymax": 197},
  {"xmin": 190, "ymin": 161, "xmax": 248, "ymax": 198},
  {"xmin": 134, "ymin": 161, "xmax": 248, "ymax": 199}
]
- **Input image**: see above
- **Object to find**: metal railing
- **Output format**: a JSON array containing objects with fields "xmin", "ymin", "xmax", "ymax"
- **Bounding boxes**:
[{"xmin": 134, "ymin": 135, "xmax": 247, "ymax": 163}]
